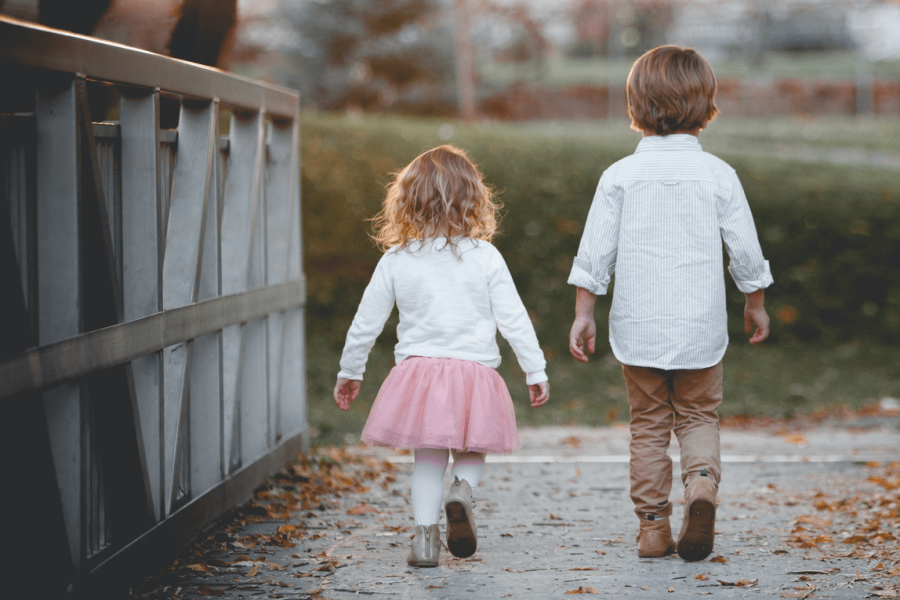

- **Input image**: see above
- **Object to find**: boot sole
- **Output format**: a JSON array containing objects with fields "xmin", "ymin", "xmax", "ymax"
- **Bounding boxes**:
[
  {"xmin": 638, "ymin": 545, "xmax": 676, "ymax": 558},
  {"xmin": 407, "ymin": 559, "xmax": 438, "ymax": 568},
  {"xmin": 446, "ymin": 500, "xmax": 477, "ymax": 558},
  {"xmin": 677, "ymin": 499, "xmax": 715, "ymax": 561}
]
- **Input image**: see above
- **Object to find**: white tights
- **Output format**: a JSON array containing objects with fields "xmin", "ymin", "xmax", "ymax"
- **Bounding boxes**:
[{"xmin": 412, "ymin": 448, "xmax": 486, "ymax": 526}]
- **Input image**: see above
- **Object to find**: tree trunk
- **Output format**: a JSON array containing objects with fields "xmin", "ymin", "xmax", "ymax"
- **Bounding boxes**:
[{"xmin": 453, "ymin": 0, "xmax": 478, "ymax": 120}]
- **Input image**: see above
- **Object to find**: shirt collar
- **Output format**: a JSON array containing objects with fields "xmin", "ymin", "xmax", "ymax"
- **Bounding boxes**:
[{"xmin": 634, "ymin": 134, "xmax": 702, "ymax": 153}]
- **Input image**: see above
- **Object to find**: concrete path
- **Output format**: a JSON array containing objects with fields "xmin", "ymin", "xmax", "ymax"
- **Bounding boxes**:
[{"xmin": 131, "ymin": 421, "xmax": 900, "ymax": 599}]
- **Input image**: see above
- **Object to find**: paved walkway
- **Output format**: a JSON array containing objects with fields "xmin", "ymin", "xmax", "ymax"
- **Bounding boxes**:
[{"xmin": 131, "ymin": 420, "xmax": 900, "ymax": 599}]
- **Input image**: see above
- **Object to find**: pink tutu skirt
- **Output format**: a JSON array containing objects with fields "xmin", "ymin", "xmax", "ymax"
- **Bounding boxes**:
[{"xmin": 361, "ymin": 357, "xmax": 520, "ymax": 453}]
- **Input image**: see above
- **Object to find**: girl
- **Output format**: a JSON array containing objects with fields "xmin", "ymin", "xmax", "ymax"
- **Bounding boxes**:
[{"xmin": 334, "ymin": 145, "xmax": 550, "ymax": 568}]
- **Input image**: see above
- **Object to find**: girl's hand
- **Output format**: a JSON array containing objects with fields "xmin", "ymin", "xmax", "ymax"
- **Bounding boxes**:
[
  {"xmin": 334, "ymin": 378, "xmax": 361, "ymax": 411},
  {"xmin": 529, "ymin": 381, "xmax": 549, "ymax": 408}
]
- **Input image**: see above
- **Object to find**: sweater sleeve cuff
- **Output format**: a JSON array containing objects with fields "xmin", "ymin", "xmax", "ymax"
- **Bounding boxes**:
[
  {"xmin": 729, "ymin": 260, "xmax": 774, "ymax": 294},
  {"xmin": 567, "ymin": 258, "xmax": 609, "ymax": 296},
  {"xmin": 526, "ymin": 370, "xmax": 548, "ymax": 385},
  {"xmin": 337, "ymin": 370, "xmax": 363, "ymax": 381}
]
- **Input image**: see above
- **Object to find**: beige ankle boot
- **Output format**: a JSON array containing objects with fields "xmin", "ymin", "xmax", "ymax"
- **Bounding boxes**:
[
  {"xmin": 677, "ymin": 470, "xmax": 718, "ymax": 561},
  {"xmin": 445, "ymin": 476, "xmax": 478, "ymax": 558},
  {"xmin": 407, "ymin": 524, "xmax": 440, "ymax": 567},
  {"xmin": 637, "ymin": 514, "xmax": 676, "ymax": 558}
]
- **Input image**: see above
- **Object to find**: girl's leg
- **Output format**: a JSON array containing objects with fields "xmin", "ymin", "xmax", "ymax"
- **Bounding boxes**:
[
  {"xmin": 450, "ymin": 450, "xmax": 486, "ymax": 488},
  {"xmin": 412, "ymin": 448, "xmax": 449, "ymax": 526}
]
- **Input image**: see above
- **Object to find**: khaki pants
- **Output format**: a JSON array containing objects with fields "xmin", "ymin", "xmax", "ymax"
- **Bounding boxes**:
[{"xmin": 622, "ymin": 362, "xmax": 722, "ymax": 519}]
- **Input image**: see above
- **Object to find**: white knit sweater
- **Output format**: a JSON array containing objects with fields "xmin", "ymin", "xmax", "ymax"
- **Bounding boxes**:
[{"xmin": 338, "ymin": 237, "xmax": 548, "ymax": 385}]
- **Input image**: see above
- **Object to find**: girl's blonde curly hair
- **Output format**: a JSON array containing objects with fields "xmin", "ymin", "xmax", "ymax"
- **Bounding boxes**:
[{"xmin": 371, "ymin": 145, "xmax": 500, "ymax": 253}]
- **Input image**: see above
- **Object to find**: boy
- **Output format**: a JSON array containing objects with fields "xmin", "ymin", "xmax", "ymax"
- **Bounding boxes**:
[{"xmin": 567, "ymin": 46, "xmax": 772, "ymax": 561}]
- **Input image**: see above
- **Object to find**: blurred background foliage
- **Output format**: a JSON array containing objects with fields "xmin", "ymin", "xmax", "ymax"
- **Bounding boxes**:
[
  {"xmin": 275, "ymin": 0, "xmax": 458, "ymax": 113},
  {"xmin": 301, "ymin": 112, "xmax": 900, "ymax": 443},
  {"xmin": 243, "ymin": 0, "xmax": 900, "ymax": 442}
]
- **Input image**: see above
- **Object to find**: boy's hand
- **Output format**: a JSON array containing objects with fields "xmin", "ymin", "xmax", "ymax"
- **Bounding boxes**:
[
  {"xmin": 744, "ymin": 289, "xmax": 770, "ymax": 345},
  {"xmin": 529, "ymin": 381, "xmax": 549, "ymax": 407},
  {"xmin": 334, "ymin": 378, "xmax": 361, "ymax": 411},
  {"xmin": 569, "ymin": 315, "xmax": 597, "ymax": 363}
]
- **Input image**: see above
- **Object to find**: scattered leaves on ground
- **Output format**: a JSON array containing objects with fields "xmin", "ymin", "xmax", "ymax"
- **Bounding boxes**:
[
  {"xmin": 780, "ymin": 460, "xmax": 900, "ymax": 597},
  {"xmin": 132, "ymin": 447, "xmax": 396, "ymax": 600}
]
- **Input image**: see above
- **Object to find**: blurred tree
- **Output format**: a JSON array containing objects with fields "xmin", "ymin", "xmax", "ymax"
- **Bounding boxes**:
[
  {"xmin": 278, "ymin": 0, "xmax": 456, "ymax": 113},
  {"xmin": 485, "ymin": 1, "xmax": 549, "ymax": 67},
  {"xmin": 568, "ymin": 0, "xmax": 673, "ymax": 58},
  {"xmin": 454, "ymin": 0, "xmax": 477, "ymax": 119}
]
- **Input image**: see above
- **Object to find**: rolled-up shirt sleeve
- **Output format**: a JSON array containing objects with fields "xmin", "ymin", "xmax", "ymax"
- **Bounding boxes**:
[
  {"xmin": 719, "ymin": 172, "xmax": 774, "ymax": 293},
  {"xmin": 337, "ymin": 255, "xmax": 396, "ymax": 380},
  {"xmin": 568, "ymin": 172, "xmax": 622, "ymax": 295}
]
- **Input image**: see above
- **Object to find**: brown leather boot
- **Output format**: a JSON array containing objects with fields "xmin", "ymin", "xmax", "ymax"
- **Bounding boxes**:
[
  {"xmin": 677, "ymin": 470, "xmax": 718, "ymax": 561},
  {"xmin": 637, "ymin": 514, "xmax": 676, "ymax": 558}
]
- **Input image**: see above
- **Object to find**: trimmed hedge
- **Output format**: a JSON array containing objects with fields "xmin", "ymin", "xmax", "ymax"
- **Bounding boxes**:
[{"xmin": 302, "ymin": 113, "xmax": 900, "ymax": 347}]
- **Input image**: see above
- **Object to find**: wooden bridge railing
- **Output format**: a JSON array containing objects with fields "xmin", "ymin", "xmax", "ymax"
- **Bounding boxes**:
[{"xmin": 0, "ymin": 15, "xmax": 308, "ymax": 594}]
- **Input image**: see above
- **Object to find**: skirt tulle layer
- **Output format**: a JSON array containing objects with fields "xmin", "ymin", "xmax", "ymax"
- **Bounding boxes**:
[{"xmin": 361, "ymin": 357, "xmax": 520, "ymax": 453}]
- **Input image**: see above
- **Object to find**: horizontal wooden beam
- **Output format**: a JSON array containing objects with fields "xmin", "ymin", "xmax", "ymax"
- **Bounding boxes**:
[
  {"xmin": 0, "ymin": 15, "xmax": 299, "ymax": 119},
  {"xmin": 0, "ymin": 279, "xmax": 306, "ymax": 399}
]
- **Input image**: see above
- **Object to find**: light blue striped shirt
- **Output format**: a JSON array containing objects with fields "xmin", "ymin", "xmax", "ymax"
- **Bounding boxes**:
[{"xmin": 568, "ymin": 134, "xmax": 773, "ymax": 370}]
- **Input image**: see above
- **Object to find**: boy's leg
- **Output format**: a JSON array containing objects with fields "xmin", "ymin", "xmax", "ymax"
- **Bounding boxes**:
[
  {"xmin": 671, "ymin": 363, "xmax": 722, "ymax": 485},
  {"xmin": 622, "ymin": 364, "xmax": 676, "ymax": 519},
  {"xmin": 671, "ymin": 362, "xmax": 722, "ymax": 561},
  {"xmin": 412, "ymin": 448, "xmax": 450, "ymax": 526}
]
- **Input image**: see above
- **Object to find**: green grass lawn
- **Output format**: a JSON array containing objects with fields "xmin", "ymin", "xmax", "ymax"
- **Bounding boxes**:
[
  {"xmin": 307, "ymin": 334, "xmax": 900, "ymax": 446},
  {"xmin": 481, "ymin": 51, "xmax": 900, "ymax": 87},
  {"xmin": 300, "ymin": 111, "xmax": 900, "ymax": 445},
  {"xmin": 491, "ymin": 116, "xmax": 900, "ymax": 156}
]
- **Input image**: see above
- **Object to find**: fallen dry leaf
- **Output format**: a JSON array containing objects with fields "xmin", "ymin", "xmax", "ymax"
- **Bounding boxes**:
[
  {"xmin": 346, "ymin": 503, "xmax": 380, "ymax": 515},
  {"xmin": 247, "ymin": 565, "xmax": 258, "ymax": 577},
  {"xmin": 561, "ymin": 436, "xmax": 581, "ymax": 449},
  {"xmin": 569, "ymin": 567, "xmax": 598, "ymax": 571},
  {"xmin": 695, "ymin": 574, "xmax": 709, "ymax": 581},
  {"xmin": 668, "ymin": 587, "xmax": 675, "ymax": 593},
  {"xmin": 718, "ymin": 579, "xmax": 758, "ymax": 588},
  {"xmin": 782, "ymin": 433, "xmax": 807, "ymax": 445},
  {"xmin": 710, "ymin": 555, "xmax": 728, "ymax": 564},
  {"xmin": 842, "ymin": 534, "xmax": 869, "ymax": 544}
]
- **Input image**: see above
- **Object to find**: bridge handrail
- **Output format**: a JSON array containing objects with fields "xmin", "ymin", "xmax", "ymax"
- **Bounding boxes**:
[{"xmin": 0, "ymin": 15, "xmax": 299, "ymax": 118}]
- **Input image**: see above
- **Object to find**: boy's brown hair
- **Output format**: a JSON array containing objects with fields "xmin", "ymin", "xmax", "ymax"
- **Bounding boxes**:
[{"xmin": 626, "ymin": 45, "xmax": 719, "ymax": 136}]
